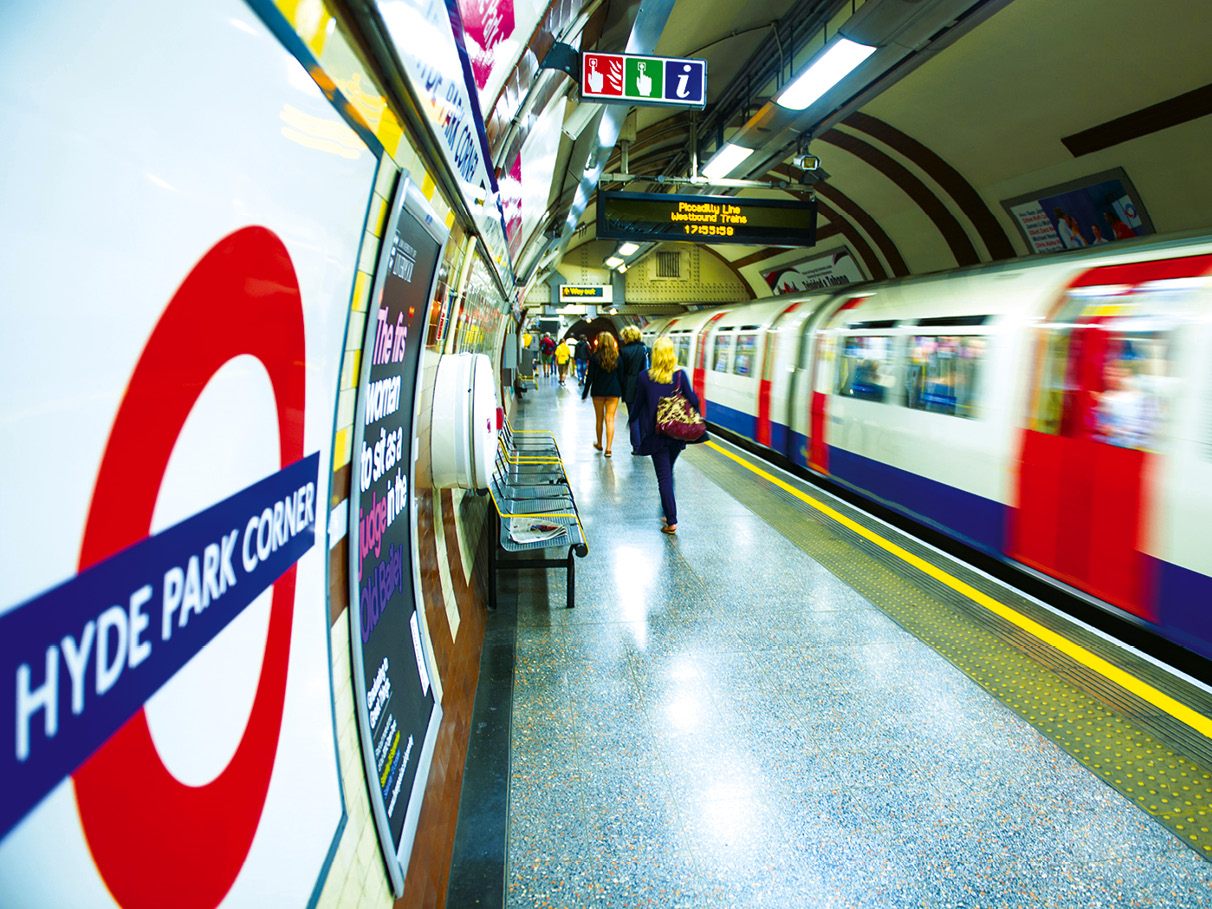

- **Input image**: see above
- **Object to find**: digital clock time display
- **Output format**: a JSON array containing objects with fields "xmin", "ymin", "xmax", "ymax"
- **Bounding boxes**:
[{"xmin": 597, "ymin": 190, "xmax": 817, "ymax": 247}]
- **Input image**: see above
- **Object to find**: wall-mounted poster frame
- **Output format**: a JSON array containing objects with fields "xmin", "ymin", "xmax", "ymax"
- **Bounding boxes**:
[
  {"xmin": 1001, "ymin": 167, "xmax": 1155, "ymax": 255},
  {"xmin": 762, "ymin": 247, "xmax": 867, "ymax": 294},
  {"xmin": 348, "ymin": 171, "xmax": 445, "ymax": 897}
]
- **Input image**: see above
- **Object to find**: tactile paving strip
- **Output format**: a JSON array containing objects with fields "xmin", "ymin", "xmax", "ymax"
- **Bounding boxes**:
[{"xmin": 688, "ymin": 442, "xmax": 1212, "ymax": 858}]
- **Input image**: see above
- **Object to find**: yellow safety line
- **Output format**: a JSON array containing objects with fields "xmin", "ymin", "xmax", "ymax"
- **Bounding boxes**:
[{"xmin": 705, "ymin": 440, "xmax": 1212, "ymax": 741}]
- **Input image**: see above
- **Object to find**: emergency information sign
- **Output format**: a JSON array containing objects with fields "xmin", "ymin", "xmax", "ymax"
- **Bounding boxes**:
[{"xmin": 581, "ymin": 52, "xmax": 706, "ymax": 107}]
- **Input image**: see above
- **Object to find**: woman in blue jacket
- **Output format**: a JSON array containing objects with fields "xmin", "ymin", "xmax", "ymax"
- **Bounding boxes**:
[{"xmin": 628, "ymin": 337, "xmax": 708, "ymax": 534}]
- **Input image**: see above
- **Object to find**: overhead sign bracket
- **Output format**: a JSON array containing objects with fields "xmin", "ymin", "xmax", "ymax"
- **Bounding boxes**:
[{"xmin": 541, "ymin": 42, "xmax": 581, "ymax": 81}]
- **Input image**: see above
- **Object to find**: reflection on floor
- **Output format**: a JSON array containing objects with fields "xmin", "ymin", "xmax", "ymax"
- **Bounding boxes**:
[{"xmin": 502, "ymin": 373, "xmax": 1212, "ymax": 908}]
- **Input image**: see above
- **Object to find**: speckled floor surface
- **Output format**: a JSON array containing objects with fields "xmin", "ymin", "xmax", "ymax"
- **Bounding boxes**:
[{"xmin": 503, "ymin": 376, "xmax": 1212, "ymax": 908}]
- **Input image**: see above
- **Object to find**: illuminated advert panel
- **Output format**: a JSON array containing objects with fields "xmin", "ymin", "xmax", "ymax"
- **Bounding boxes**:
[
  {"xmin": 598, "ymin": 190, "xmax": 817, "ymax": 247},
  {"xmin": 348, "ymin": 173, "xmax": 444, "ymax": 898}
]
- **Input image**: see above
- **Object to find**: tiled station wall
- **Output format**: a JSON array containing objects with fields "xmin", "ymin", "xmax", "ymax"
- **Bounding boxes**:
[{"xmin": 270, "ymin": 2, "xmax": 510, "ymax": 906}]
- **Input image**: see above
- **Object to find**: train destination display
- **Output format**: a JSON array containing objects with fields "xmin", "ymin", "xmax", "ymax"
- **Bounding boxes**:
[
  {"xmin": 348, "ymin": 174, "xmax": 443, "ymax": 897},
  {"xmin": 597, "ymin": 190, "xmax": 817, "ymax": 246}
]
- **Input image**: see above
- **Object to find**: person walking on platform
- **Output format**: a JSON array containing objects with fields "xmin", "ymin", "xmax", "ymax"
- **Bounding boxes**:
[
  {"xmin": 628, "ymin": 337, "xmax": 708, "ymax": 534},
  {"xmin": 555, "ymin": 337, "xmax": 571, "ymax": 386},
  {"xmin": 582, "ymin": 331, "xmax": 622, "ymax": 456},
  {"xmin": 574, "ymin": 335, "xmax": 591, "ymax": 386},
  {"xmin": 539, "ymin": 333, "xmax": 556, "ymax": 377},
  {"xmin": 617, "ymin": 325, "xmax": 649, "ymax": 411}
]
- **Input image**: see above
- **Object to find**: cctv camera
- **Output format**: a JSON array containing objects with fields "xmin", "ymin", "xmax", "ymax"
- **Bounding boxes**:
[{"xmin": 793, "ymin": 154, "xmax": 820, "ymax": 171}]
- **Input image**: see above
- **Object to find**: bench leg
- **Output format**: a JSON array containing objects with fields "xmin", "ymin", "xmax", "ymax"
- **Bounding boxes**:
[{"xmin": 566, "ymin": 547, "xmax": 575, "ymax": 609}]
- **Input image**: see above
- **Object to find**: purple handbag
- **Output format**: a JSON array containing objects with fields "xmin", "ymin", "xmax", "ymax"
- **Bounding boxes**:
[{"xmin": 655, "ymin": 374, "xmax": 705, "ymax": 441}]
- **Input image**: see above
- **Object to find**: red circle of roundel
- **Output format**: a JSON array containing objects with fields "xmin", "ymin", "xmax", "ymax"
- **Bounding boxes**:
[{"xmin": 72, "ymin": 227, "xmax": 306, "ymax": 909}]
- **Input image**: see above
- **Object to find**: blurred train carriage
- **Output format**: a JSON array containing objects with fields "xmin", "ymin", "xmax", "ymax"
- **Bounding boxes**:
[{"xmin": 643, "ymin": 232, "xmax": 1212, "ymax": 660}]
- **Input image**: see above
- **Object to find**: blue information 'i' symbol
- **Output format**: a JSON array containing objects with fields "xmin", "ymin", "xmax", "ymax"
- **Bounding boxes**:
[{"xmin": 664, "ymin": 59, "xmax": 703, "ymax": 104}]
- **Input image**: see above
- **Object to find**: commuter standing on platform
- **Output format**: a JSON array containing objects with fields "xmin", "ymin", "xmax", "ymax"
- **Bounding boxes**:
[
  {"xmin": 628, "ymin": 337, "xmax": 708, "ymax": 534},
  {"xmin": 555, "ymin": 337, "xmax": 571, "ymax": 386},
  {"xmin": 618, "ymin": 325, "xmax": 649, "ymax": 411},
  {"xmin": 539, "ymin": 332, "xmax": 556, "ymax": 377},
  {"xmin": 582, "ymin": 331, "xmax": 622, "ymax": 456},
  {"xmin": 575, "ymin": 335, "xmax": 591, "ymax": 386}
]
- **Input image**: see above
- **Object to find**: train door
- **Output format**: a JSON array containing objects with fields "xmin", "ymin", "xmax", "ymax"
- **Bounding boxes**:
[
  {"xmin": 693, "ymin": 311, "xmax": 729, "ymax": 417},
  {"xmin": 1010, "ymin": 255, "xmax": 1212, "ymax": 620},
  {"xmin": 756, "ymin": 301, "xmax": 803, "ymax": 450},
  {"xmin": 808, "ymin": 297, "xmax": 866, "ymax": 473}
]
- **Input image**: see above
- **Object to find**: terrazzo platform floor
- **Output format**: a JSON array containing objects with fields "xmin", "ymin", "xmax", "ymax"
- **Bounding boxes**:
[{"xmin": 501, "ymin": 374, "xmax": 1212, "ymax": 908}]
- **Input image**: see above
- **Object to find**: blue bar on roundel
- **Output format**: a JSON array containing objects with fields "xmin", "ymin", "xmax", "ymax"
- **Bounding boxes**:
[{"xmin": 0, "ymin": 452, "xmax": 319, "ymax": 841}]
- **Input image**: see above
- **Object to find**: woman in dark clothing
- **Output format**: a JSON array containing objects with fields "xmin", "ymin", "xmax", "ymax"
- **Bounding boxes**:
[
  {"xmin": 628, "ymin": 337, "xmax": 708, "ymax": 533},
  {"xmin": 582, "ymin": 331, "xmax": 623, "ymax": 455},
  {"xmin": 617, "ymin": 325, "xmax": 650, "ymax": 410},
  {"xmin": 574, "ymin": 336, "xmax": 591, "ymax": 386}
]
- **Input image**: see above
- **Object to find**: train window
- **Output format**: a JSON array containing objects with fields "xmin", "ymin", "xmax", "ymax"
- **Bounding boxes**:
[
  {"xmin": 1091, "ymin": 332, "xmax": 1168, "ymax": 449},
  {"xmin": 1030, "ymin": 289, "xmax": 1175, "ymax": 449},
  {"xmin": 674, "ymin": 335, "xmax": 690, "ymax": 366},
  {"xmin": 733, "ymin": 333, "xmax": 757, "ymax": 376},
  {"xmin": 904, "ymin": 335, "xmax": 985, "ymax": 418},
  {"xmin": 916, "ymin": 315, "xmax": 989, "ymax": 328},
  {"xmin": 713, "ymin": 333, "xmax": 734, "ymax": 372},
  {"xmin": 836, "ymin": 335, "xmax": 896, "ymax": 402}
]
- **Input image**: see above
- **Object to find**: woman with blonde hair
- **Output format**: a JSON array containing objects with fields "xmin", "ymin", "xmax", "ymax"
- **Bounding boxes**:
[
  {"xmin": 628, "ymin": 336, "xmax": 707, "ymax": 533},
  {"xmin": 582, "ymin": 331, "xmax": 623, "ymax": 455}
]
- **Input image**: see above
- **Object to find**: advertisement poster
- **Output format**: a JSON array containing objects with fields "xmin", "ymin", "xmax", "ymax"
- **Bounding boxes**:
[
  {"xmin": 348, "ymin": 176, "xmax": 443, "ymax": 897},
  {"xmin": 452, "ymin": 0, "xmax": 546, "ymax": 110},
  {"xmin": 763, "ymin": 248, "xmax": 866, "ymax": 294},
  {"xmin": 377, "ymin": 0, "xmax": 514, "ymax": 283},
  {"xmin": 1003, "ymin": 168, "xmax": 1154, "ymax": 254},
  {"xmin": 499, "ymin": 93, "xmax": 567, "ymax": 257},
  {"xmin": 0, "ymin": 1, "xmax": 371, "ymax": 905}
]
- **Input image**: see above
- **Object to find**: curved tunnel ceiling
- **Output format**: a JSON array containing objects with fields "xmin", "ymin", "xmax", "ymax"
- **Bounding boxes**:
[{"xmin": 517, "ymin": 0, "xmax": 1212, "ymax": 303}]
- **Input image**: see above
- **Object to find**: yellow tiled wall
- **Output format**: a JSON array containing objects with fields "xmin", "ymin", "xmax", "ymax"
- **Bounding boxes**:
[{"xmin": 270, "ymin": 2, "xmax": 510, "ymax": 907}]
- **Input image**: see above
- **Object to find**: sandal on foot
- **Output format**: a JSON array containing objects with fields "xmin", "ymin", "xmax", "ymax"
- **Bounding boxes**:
[
  {"xmin": 593, "ymin": 443, "xmax": 603, "ymax": 451},
  {"xmin": 661, "ymin": 525, "xmax": 677, "ymax": 534},
  {"xmin": 605, "ymin": 450, "xmax": 612, "ymax": 457}
]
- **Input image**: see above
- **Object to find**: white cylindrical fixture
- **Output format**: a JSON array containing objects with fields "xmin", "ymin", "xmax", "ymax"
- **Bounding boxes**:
[{"xmin": 431, "ymin": 353, "xmax": 499, "ymax": 490}]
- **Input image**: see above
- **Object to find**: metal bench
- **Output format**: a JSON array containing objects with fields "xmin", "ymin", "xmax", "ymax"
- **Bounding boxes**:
[{"xmin": 487, "ymin": 422, "xmax": 587, "ymax": 609}]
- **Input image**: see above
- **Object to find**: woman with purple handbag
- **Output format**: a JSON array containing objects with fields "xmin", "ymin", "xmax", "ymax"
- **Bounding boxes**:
[{"xmin": 628, "ymin": 337, "xmax": 709, "ymax": 534}]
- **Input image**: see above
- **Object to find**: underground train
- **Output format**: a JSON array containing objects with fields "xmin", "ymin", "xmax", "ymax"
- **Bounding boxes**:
[{"xmin": 640, "ymin": 232, "xmax": 1212, "ymax": 662}]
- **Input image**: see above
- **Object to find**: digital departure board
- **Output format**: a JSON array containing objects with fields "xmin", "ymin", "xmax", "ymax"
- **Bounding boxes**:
[{"xmin": 598, "ymin": 190, "xmax": 817, "ymax": 247}]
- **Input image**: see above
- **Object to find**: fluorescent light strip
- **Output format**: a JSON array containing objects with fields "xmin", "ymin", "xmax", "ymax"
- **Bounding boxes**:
[
  {"xmin": 618, "ymin": 242, "xmax": 640, "ymax": 256},
  {"xmin": 605, "ymin": 256, "xmax": 624, "ymax": 268},
  {"xmin": 702, "ymin": 143, "xmax": 754, "ymax": 180},
  {"xmin": 776, "ymin": 37, "xmax": 876, "ymax": 111}
]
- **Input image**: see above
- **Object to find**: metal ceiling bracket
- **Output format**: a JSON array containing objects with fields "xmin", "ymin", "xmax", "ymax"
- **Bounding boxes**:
[{"xmin": 541, "ymin": 42, "xmax": 581, "ymax": 81}]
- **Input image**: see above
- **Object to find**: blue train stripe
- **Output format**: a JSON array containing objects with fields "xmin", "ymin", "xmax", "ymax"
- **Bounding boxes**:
[{"xmin": 827, "ymin": 446, "xmax": 1006, "ymax": 555}]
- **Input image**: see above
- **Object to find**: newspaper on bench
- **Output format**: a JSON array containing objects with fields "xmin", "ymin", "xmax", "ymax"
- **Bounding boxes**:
[{"xmin": 509, "ymin": 517, "xmax": 568, "ymax": 545}]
